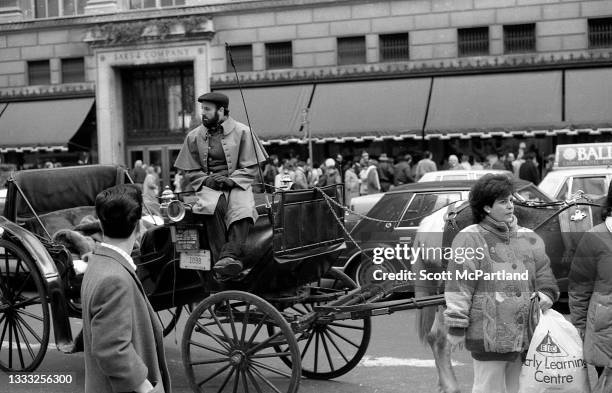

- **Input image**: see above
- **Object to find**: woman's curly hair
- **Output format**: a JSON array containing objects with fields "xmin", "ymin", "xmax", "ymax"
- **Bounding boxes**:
[{"xmin": 470, "ymin": 174, "xmax": 515, "ymax": 223}]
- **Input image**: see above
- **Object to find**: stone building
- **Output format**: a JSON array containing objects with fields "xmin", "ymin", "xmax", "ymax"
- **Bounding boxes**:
[{"xmin": 1, "ymin": 0, "xmax": 612, "ymax": 184}]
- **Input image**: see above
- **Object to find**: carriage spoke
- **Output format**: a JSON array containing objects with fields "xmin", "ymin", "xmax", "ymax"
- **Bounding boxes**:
[
  {"xmin": 251, "ymin": 360, "xmax": 293, "ymax": 378},
  {"xmin": 15, "ymin": 309, "xmax": 43, "ymax": 322},
  {"xmin": 232, "ymin": 367, "xmax": 240, "ymax": 393},
  {"xmin": 194, "ymin": 321, "xmax": 231, "ymax": 351},
  {"xmin": 320, "ymin": 329, "xmax": 335, "ymax": 372},
  {"xmin": 8, "ymin": 317, "xmax": 13, "ymax": 368},
  {"xmin": 188, "ymin": 340, "xmax": 229, "ymax": 356},
  {"xmin": 0, "ymin": 314, "xmax": 10, "ymax": 349},
  {"xmin": 216, "ymin": 365, "xmax": 235, "ymax": 393},
  {"xmin": 11, "ymin": 317, "xmax": 25, "ymax": 370},
  {"xmin": 13, "ymin": 296, "xmax": 41, "ymax": 309},
  {"xmin": 225, "ymin": 300, "xmax": 239, "ymax": 343},
  {"xmin": 196, "ymin": 364, "xmax": 231, "ymax": 386},
  {"xmin": 245, "ymin": 314, "xmax": 268, "ymax": 348},
  {"xmin": 249, "ymin": 351, "xmax": 292, "ymax": 359},
  {"xmin": 328, "ymin": 322, "xmax": 365, "ymax": 331},
  {"xmin": 190, "ymin": 357, "xmax": 230, "ymax": 366},
  {"xmin": 241, "ymin": 370, "xmax": 250, "ymax": 393},
  {"xmin": 13, "ymin": 316, "xmax": 35, "ymax": 360},
  {"xmin": 15, "ymin": 313, "xmax": 43, "ymax": 344},
  {"xmin": 323, "ymin": 330, "xmax": 349, "ymax": 363},
  {"xmin": 314, "ymin": 331, "xmax": 320, "ymax": 373},
  {"xmin": 245, "ymin": 368, "xmax": 264, "ymax": 393},
  {"xmin": 246, "ymin": 330, "xmax": 284, "ymax": 355},
  {"xmin": 300, "ymin": 330, "xmax": 315, "ymax": 360},
  {"xmin": 240, "ymin": 303, "xmax": 250, "ymax": 345},
  {"xmin": 249, "ymin": 365, "xmax": 283, "ymax": 393},
  {"xmin": 326, "ymin": 326, "xmax": 359, "ymax": 348},
  {"xmin": 208, "ymin": 307, "xmax": 235, "ymax": 346}
]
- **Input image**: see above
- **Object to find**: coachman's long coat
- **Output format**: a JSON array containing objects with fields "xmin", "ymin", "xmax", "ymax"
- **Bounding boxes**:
[{"xmin": 174, "ymin": 117, "xmax": 268, "ymax": 227}]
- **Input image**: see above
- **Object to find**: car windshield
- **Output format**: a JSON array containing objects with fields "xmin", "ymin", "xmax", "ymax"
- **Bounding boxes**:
[
  {"xmin": 538, "ymin": 173, "xmax": 565, "ymax": 200},
  {"xmin": 398, "ymin": 192, "xmax": 463, "ymax": 227}
]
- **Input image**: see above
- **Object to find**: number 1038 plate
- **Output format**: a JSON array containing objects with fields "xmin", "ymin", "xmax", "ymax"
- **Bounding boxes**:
[{"xmin": 179, "ymin": 250, "xmax": 211, "ymax": 271}]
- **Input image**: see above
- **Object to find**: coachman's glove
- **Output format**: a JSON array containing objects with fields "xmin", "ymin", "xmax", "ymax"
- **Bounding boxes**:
[
  {"xmin": 204, "ymin": 176, "xmax": 221, "ymax": 190},
  {"xmin": 210, "ymin": 174, "xmax": 236, "ymax": 191}
]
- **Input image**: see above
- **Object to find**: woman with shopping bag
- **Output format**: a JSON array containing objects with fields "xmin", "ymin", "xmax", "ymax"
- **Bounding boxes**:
[
  {"xmin": 569, "ymin": 182, "xmax": 612, "ymax": 392},
  {"xmin": 444, "ymin": 174, "xmax": 560, "ymax": 393}
]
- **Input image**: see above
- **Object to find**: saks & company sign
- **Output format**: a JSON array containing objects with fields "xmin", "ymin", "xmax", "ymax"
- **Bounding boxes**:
[{"xmin": 555, "ymin": 143, "xmax": 612, "ymax": 168}]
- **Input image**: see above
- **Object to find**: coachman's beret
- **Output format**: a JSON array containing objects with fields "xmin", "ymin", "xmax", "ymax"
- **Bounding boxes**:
[{"xmin": 197, "ymin": 92, "xmax": 229, "ymax": 107}]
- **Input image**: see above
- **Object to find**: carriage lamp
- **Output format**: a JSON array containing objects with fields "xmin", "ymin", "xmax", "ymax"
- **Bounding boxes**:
[{"xmin": 160, "ymin": 186, "xmax": 186, "ymax": 223}]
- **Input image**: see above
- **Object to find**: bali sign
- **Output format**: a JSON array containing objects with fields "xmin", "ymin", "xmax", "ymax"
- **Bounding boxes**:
[{"xmin": 555, "ymin": 143, "xmax": 612, "ymax": 168}]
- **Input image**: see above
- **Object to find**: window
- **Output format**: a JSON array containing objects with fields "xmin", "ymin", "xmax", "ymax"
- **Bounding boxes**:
[
  {"xmin": 28, "ymin": 60, "xmax": 50, "ymax": 85},
  {"xmin": 61, "ymin": 58, "xmax": 85, "ymax": 83},
  {"xmin": 226, "ymin": 45, "xmax": 253, "ymax": 72},
  {"xmin": 571, "ymin": 176, "xmax": 607, "ymax": 200},
  {"xmin": 34, "ymin": 0, "xmax": 85, "ymax": 17},
  {"xmin": 337, "ymin": 36, "xmax": 366, "ymax": 65},
  {"xmin": 398, "ymin": 192, "xmax": 463, "ymax": 227},
  {"xmin": 380, "ymin": 33, "xmax": 409, "ymax": 61},
  {"xmin": 122, "ymin": 64, "xmax": 195, "ymax": 136},
  {"xmin": 0, "ymin": 0, "xmax": 18, "ymax": 8},
  {"xmin": 129, "ymin": 0, "xmax": 183, "ymax": 9},
  {"xmin": 589, "ymin": 18, "xmax": 612, "ymax": 48},
  {"xmin": 504, "ymin": 24, "xmax": 536, "ymax": 54},
  {"xmin": 458, "ymin": 27, "xmax": 489, "ymax": 57},
  {"xmin": 265, "ymin": 42, "xmax": 292, "ymax": 69}
]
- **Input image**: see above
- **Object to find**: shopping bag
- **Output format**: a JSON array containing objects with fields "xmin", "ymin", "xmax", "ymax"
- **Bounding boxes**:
[{"xmin": 518, "ymin": 309, "xmax": 591, "ymax": 393}]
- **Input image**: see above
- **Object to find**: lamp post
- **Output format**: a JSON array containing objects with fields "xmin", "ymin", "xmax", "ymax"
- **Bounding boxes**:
[{"xmin": 301, "ymin": 108, "xmax": 313, "ymax": 166}]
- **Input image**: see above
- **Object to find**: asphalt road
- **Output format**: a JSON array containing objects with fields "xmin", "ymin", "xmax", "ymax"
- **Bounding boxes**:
[
  {"xmin": 1, "ymin": 310, "xmax": 477, "ymax": 393},
  {"xmin": 1, "ymin": 309, "xmax": 601, "ymax": 393}
]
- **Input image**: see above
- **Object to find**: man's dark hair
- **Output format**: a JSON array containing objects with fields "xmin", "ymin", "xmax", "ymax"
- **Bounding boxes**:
[
  {"xmin": 95, "ymin": 184, "xmax": 143, "ymax": 239},
  {"xmin": 470, "ymin": 174, "xmax": 514, "ymax": 223},
  {"xmin": 424, "ymin": 150, "xmax": 432, "ymax": 159}
]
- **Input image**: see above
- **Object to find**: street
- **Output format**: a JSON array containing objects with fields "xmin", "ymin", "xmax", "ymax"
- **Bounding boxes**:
[{"xmin": 1, "ymin": 310, "xmax": 475, "ymax": 393}]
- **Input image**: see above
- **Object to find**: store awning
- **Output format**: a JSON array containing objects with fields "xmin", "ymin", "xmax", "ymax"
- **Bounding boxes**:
[
  {"xmin": 308, "ymin": 78, "xmax": 431, "ymax": 142},
  {"xmin": 425, "ymin": 71, "xmax": 563, "ymax": 138},
  {"xmin": 566, "ymin": 68, "xmax": 612, "ymax": 127},
  {"xmin": 214, "ymin": 85, "xmax": 314, "ymax": 143},
  {"xmin": 0, "ymin": 98, "xmax": 94, "ymax": 152}
]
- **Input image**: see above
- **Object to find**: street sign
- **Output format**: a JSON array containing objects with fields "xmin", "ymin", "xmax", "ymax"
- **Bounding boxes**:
[{"xmin": 555, "ymin": 143, "xmax": 612, "ymax": 168}]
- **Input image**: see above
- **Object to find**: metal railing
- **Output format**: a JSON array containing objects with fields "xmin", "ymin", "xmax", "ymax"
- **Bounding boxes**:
[
  {"xmin": 380, "ymin": 33, "xmax": 410, "ymax": 61},
  {"xmin": 265, "ymin": 42, "xmax": 292, "ymax": 69},
  {"xmin": 338, "ymin": 36, "xmax": 366, "ymax": 65}
]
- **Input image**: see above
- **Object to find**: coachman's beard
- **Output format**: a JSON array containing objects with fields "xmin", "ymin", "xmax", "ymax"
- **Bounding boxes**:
[{"xmin": 202, "ymin": 113, "xmax": 220, "ymax": 129}]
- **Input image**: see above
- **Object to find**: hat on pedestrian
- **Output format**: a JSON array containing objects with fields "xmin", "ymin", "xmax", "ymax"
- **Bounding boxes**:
[
  {"xmin": 379, "ymin": 153, "xmax": 390, "ymax": 162},
  {"xmin": 197, "ymin": 92, "xmax": 229, "ymax": 108},
  {"xmin": 324, "ymin": 158, "xmax": 336, "ymax": 168}
]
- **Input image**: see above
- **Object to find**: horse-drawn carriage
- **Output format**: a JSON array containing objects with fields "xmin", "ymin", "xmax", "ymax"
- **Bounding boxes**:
[{"xmin": 0, "ymin": 164, "xmax": 378, "ymax": 393}]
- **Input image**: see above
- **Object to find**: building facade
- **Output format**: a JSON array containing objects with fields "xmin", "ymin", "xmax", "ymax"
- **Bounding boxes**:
[{"xmin": 1, "ymin": 0, "xmax": 612, "ymax": 184}]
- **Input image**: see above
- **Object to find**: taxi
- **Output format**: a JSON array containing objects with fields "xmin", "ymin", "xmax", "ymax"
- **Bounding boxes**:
[{"xmin": 539, "ymin": 143, "xmax": 612, "ymax": 201}]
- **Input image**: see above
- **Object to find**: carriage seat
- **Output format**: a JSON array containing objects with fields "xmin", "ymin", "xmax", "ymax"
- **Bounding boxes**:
[{"xmin": 4, "ymin": 165, "xmax": 127, "ymax": 232}]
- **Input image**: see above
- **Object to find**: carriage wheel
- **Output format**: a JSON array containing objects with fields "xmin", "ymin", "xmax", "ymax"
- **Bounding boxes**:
[
  {"xmin": 182, "ymin": 291, "xmax": 300, "ymax": 393},
  {"xmin": 270, "ymin": 268, "xmax": 372, "ymax": 380},
  {"xmin": 156, "ymin": 306, "xmax": 182, "ymax": 337},
  {"xmin": 0, "ymin": 239, "xmax": 50, "ymax": 372}
]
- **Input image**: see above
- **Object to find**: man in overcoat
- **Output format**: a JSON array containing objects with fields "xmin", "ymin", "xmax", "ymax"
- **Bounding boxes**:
[
  {"xmin": 174, "ymin": 92, "xmax": 268, "ymax": 278},
  {"xmin": 81, "ymin": 184, "xmax": 171, "ymax": 393}
]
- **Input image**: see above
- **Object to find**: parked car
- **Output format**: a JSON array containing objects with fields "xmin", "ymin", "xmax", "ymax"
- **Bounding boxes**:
[
  {"xmin": 336, "ymin": 178, "xmax": 553, "ymax": 288},
  {"xmin": 539, "ymin": 167, "xmax": 612, "ymax": 201},
  {"xmin": 418, "ymin": 169, "xmax": 511, "ymax": 182}
]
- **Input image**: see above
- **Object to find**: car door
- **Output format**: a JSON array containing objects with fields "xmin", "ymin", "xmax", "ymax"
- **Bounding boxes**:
[{"xmin": 393, "ymin": 191, "xmax": 464, "ymax": 247}]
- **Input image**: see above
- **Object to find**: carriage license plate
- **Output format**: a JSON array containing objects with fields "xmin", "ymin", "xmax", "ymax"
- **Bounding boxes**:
[{"xmin": 180, "ymin": 250, "xmax": 211, "ymax": 271}]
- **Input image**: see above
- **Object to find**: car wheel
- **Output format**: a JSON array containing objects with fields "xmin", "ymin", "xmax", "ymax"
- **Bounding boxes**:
[{"xmin": 349, "ymin": 249, "xmax": 409, "ymax": 289}]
